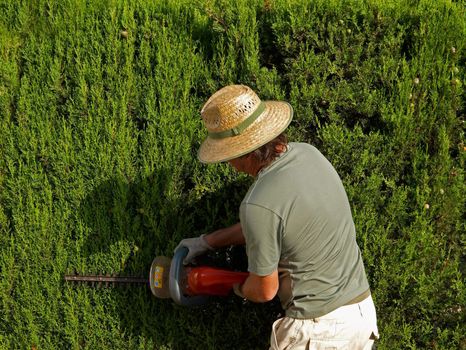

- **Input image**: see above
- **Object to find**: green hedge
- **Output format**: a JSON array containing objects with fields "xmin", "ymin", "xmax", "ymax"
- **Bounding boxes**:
[{"xmin": 0, "ymin": 0, "xmax": 464, "ymax": 349}]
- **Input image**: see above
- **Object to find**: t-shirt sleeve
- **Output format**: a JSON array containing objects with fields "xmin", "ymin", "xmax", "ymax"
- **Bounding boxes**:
[{"xmin": 240, "ymin": 202, "xmax": 282, "ymax": 276}]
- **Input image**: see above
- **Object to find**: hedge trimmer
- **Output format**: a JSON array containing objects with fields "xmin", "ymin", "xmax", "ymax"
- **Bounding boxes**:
[{"xmin": 64, "ymin": 247, "xmax": 248, "ymax": 306}]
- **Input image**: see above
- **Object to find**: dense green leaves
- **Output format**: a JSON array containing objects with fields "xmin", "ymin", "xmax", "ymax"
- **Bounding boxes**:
[{"xmin": 1, "ymin": 0, "xmax": 464, "ymax": 349}]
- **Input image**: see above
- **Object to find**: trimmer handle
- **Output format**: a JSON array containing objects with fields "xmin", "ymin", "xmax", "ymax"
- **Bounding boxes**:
[{"xmin": 169, "ymin": 247, "xmax": 209, "ymax": 306}]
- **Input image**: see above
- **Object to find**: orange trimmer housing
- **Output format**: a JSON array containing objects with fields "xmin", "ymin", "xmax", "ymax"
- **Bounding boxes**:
[{"xmin": 185, "ymin": 266, "xmax": 249, "ymax": 296}]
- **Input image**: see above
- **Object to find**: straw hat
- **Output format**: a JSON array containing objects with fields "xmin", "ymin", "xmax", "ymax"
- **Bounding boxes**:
[{"xmin": 198, "ymin": 85, "xmax": 293, "ymax": 163}]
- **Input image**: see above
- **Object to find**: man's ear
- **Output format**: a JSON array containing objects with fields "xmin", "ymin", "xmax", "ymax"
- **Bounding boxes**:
[{"xmin": 275, "ymin": 144, "xmax": 286, "ymax": 153}]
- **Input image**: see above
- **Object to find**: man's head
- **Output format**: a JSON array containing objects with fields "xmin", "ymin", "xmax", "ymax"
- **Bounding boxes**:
[
  {"xmin": 197, "ymin": 85, "xmax": 293, "ymax": 165},
  {"xmin": 227, "ymin": 133, "xmax": 288, "ymax": 176}
]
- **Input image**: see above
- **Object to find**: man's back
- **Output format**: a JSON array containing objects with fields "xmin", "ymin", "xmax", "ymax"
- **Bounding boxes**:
[{"xmin": 240, "ymin": 142, "xmax": 370, "ymax": 318}]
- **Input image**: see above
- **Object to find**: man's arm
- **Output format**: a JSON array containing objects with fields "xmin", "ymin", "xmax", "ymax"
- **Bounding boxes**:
[
  {"xmin": 205, "ymin": 223, "xmax": 279, "ymax": 302},
  {"xmin": 206, "ymin": 223, "xmax": 278, "ymax": 302},
  {"xmin": 237, "ymin": 270, "xmax": 279, "ymax": 302},
  {"xmin": 204, "ymin": 222, "xmax": 245, "ymax": 248},
  {"xmin": 175, "ymin": 222, "xmax": 245, "ymax": 264}
]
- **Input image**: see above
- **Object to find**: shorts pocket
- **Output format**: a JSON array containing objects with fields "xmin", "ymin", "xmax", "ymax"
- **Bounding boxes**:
[
  {"xmin": 270, "ymin": 318, "xmax": 284, "ymax": 349},
  {"xmin": 270, "ymin": 317, "xmax": 301, "ymax": 350},
  {"xmin": 310, "ymin": 319, "xmax": 339, "ymax": 340}
]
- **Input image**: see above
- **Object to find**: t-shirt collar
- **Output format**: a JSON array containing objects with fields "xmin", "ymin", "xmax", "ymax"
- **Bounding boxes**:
[{"xmin": 257, "ymin": 143, "xmax": 293, "ymax": 178}]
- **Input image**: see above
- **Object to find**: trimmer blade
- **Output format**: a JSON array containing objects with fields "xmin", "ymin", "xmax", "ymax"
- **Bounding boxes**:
[{"xmin": 149, "ymin": 256, "xmax": 172, "ymax": 299}]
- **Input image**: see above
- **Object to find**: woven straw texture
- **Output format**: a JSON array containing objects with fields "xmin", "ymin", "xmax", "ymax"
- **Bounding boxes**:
[{"xmin": 198, "ymin": 85, "xmax": 293, "ymax": 163}]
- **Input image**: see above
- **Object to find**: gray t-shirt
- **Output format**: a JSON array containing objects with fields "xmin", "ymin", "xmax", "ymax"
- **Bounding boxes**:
[{"xmin": 240, "ymin": 142, "xmax": 369, "ymax": 318}]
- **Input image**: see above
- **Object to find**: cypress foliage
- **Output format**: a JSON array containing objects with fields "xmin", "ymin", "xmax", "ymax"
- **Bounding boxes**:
[{"xmin": 0, "ymin": 0, "xmax": 464, "ymax": 349}]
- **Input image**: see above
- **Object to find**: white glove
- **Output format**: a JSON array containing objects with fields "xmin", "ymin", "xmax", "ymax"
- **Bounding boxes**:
[{"xmin": 174, "ymin": 234, "xmax": 213, "ymax": 264}]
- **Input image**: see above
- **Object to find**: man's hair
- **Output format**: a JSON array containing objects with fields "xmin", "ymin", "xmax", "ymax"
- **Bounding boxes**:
[{"xmin": 243, "ymin": 133, "xmax": 288, "ymax": 168}]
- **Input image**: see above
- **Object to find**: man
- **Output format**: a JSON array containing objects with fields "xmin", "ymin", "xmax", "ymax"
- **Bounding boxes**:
[{"xmin": 176, "ymin": 85, "xmax": 379, "ymax": 349}]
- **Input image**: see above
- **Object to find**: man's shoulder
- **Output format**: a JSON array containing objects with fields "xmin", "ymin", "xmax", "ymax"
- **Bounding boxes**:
[{"xmin": 289, "ymin": 141, "xmax": 319, "ymax": 155}]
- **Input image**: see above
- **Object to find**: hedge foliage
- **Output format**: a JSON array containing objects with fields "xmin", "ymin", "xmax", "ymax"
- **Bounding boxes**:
[{"xmin": 0, "ymin": 0, "xmax": 464, "ymax": 349}]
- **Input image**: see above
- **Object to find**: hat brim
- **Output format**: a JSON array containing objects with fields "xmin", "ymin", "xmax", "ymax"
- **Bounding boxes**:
[{"xmin": 198, "ymin": 101, "xmax": 293, "ymax": 164}]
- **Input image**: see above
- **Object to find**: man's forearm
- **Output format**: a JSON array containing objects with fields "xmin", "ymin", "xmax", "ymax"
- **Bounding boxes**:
[
  {"xmin": 239, "ymin": 271, "xmax": 279, "ymax": 302},
  {"xmin": 204, "ymin": 222, "xmax": 245, "ymax": 248}
]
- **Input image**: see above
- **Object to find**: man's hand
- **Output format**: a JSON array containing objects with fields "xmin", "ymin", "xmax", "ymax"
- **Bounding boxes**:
[
  {"xmin": 233, "ymin": 283, "xmax": 246, "ymax": 299},
  {"xmin": 174, "ymin": 234, "xmax": 213, "ymax": 265}
]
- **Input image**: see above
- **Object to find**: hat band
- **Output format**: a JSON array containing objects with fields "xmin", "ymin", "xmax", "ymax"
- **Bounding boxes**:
[{"xmin": 208, "ymin": 102, "xmax": 266, "ymax": 139}]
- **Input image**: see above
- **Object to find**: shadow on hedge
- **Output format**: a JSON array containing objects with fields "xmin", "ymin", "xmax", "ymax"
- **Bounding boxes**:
[{"xmin": 76, "ymin": 171, "xmax": 282, "ymax": 349}]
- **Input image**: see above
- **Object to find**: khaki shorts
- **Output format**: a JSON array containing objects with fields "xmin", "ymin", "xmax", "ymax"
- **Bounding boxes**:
[{"xmin": 270, "ymin": 295, "xmax": 379, "ymax": 350}]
